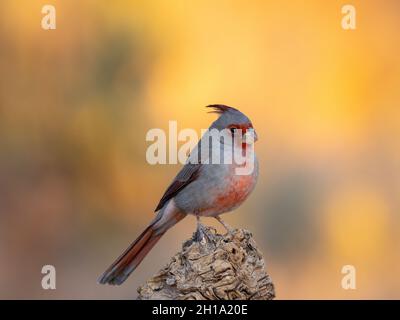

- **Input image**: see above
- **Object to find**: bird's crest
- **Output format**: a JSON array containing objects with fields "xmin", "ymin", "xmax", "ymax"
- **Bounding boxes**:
[{"xmin": 206, "ymin": 104, "xmax": 239, "ymax": 114}]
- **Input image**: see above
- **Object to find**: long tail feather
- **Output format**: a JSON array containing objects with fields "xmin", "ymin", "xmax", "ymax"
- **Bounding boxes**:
[{"xmin": 98, "ymin": 205, "xmax": 185, "ymax": 285}]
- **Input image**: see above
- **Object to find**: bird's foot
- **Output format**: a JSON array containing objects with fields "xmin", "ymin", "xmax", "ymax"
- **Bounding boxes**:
[
  {"xmin": 215, "ymin": 216, "xmax": 235, "ymax": 235},
  {"xmin": 194, "ymin": 215, "xmax": 216, "ymax": 243},
  {"xmin": 194, "ymin": 222, "xmax": 208, "ymax": 242}
]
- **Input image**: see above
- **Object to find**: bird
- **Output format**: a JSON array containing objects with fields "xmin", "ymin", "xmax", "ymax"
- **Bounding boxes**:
[{"xmin": 98, "ymin": 104, "xmax": 259, "ymax": 285}]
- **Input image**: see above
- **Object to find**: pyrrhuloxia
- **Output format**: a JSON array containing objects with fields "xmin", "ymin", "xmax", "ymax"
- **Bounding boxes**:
[{"xmin": 99, "ymin": 105, "xmax": 258, "ymax": 285}]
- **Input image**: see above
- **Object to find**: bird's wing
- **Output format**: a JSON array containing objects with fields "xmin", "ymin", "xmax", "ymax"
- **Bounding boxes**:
[{"xmin": 154, "ymin": 162, "xmax": 202, "ymax": 212}]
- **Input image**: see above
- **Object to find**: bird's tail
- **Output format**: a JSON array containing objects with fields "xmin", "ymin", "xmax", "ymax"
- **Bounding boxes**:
[{"xmin": 98, "ymin": 203, "xmax": 185, "ymax": 285}]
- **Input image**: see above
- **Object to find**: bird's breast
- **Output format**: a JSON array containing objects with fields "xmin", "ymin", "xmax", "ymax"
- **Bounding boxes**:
[
  {"xmin": 195, "ymin": 157, "xmax": 258, "ymax": 216},
  {"xmin": 174, "ymin": 151, "xmax": 258, "ymax": 217},
  {"xmin": 214, "ymin": 166, "xmax": 257, "ymax": 211}
]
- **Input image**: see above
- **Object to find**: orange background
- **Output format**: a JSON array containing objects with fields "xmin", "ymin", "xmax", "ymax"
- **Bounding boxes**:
[{"xmin": 0, "ymin": 0, "xmax": 399, "ymax": 299}]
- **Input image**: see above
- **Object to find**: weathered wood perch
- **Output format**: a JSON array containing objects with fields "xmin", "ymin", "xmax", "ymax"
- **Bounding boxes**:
[{"xmin": 137, "ymin": 226, "xmax": 275, "ymax": 300}]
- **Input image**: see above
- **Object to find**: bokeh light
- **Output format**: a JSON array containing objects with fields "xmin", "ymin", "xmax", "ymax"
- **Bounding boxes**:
[{"xmin": 0, "ymin": 0, "xmax": 399, "ymax": 299}]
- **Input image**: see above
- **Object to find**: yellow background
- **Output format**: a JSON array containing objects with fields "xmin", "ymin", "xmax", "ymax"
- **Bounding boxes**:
[{"xmin": 0, "ymin": 0, "xmax": 399, "ymax": 298}]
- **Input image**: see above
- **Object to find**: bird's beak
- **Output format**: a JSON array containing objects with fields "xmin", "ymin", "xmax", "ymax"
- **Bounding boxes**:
[{"xmin": 244, "ymin": 129, "xmax": 258, "ymax": 144}]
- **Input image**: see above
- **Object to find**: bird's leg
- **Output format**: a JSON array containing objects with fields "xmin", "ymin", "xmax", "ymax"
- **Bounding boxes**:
[
  {"xmin": 215, "ymin": 216, "xmax": 234, "ymax": 234},
  {"xmin": 194, "ymin": 215, "xmax": 206, "ymax": 242}
]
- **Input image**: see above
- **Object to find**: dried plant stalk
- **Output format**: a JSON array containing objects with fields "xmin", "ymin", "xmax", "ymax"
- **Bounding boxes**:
[{"xmin": 137, "ymin": 226, "xmax": 275, "ymax": 300}]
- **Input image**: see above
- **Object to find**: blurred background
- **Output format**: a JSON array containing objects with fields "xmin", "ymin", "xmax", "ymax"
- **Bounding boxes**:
[{"xmin": 0, "ymin": 0, "xmax": 399, "ymax": 299}]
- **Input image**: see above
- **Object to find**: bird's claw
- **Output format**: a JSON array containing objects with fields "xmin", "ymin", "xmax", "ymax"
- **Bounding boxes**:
[
  {"xmin": 194, "ymin": 215, "xmax": 209, "ymax": 242},
  {"xmin": 194, "ymin": 222, "xmax": 207, "ymax": 242},
  {"xmin": 215, "ymin": 216, "xmax": 235, "ymax": 235}
]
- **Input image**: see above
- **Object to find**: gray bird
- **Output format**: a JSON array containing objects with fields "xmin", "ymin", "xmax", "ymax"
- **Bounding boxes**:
[{"xmin": 99, "ymin": 105, "xmax": 259, "ymax": 285}]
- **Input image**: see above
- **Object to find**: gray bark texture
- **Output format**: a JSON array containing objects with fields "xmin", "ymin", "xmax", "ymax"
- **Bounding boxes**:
[{"xmin": 137, "ymin": 226, "xmax": 275, "ymax": 300}]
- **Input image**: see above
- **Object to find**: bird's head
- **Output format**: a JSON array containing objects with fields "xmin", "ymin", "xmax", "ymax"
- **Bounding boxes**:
[{"xmin": 207, "ymin": 104, "xmax": 258, "ymax": 146}]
